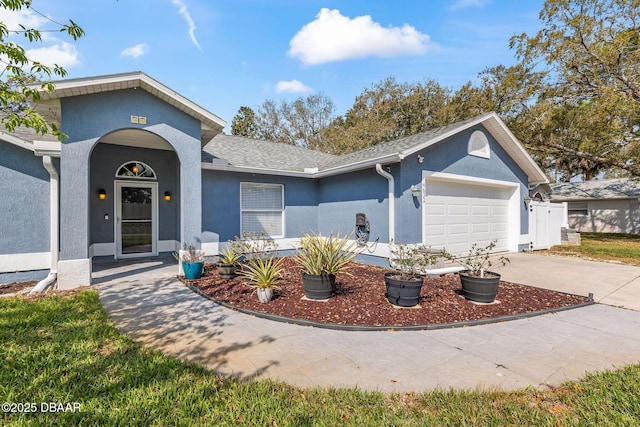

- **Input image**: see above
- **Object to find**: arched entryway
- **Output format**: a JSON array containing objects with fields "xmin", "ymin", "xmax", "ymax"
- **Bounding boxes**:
[{"xmin": 89, "ymin": 129, "xmax": 180, "ymax": 260}]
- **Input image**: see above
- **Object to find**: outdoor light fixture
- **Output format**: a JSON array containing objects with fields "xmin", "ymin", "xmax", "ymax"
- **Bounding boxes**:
[
  {"xmin": 417, "ymin": 154, "xmax": 424, "ymax": 163},
  {"xmin": 164, "ymin": 191, "xmax": 171, "ymax": 202},
  {"xmin": 98, "ymin": 189, "xmax": 106, "ymax": 200},
  {"xmin": 411, "ymin": 185, "xmax": 421, "ymax": 198}
]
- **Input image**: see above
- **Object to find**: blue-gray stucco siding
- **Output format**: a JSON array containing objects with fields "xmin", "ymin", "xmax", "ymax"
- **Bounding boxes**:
[
  {"xmin": 201, "ymin": 170, "xmax": 318, "ymax": 243},
  {"xmin": 395, "ymin": 125, "xmax": 529, "ymax": 243},
  {"xmin": 89, "ymin": 143, "xmax": 180, "ymax": 245},
  {"xmin": 0, "ymin": 143, "xmax": 53, "ymax": 255},
  {"xmin": 317, "ymin": 167, "xmax": 394, "ymax": 242},
  {"xmin": 60, "ymin": 88, "xmax": 204, "ymax": 258}
]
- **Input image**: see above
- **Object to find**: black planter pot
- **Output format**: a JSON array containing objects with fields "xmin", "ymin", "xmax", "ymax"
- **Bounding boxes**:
[
  {"xmin": 218, "ymin": 263, "xmax": 238, "ymax": 279},
  {"xmin": 459, "ymin": 270, "xmax": 500, "ymax": 303},
  {"xmin": 384, "ymin": 272, "xmax": 424, "ymax": 307},
  {"xmin": 302, "ymin": 273, "xmax": 336, "ymax": 300}
]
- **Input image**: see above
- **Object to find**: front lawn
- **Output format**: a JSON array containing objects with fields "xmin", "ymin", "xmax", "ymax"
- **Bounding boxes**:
[
  {"xmin": 549, "ymin": 232, "xmax": 640, "ymax": 266},
  {"xmin": 1, "ymin": 291, "xmax": 639, "ymax": 426}
]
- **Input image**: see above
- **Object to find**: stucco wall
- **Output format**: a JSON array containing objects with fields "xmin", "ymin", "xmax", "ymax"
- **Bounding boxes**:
[
  {"xmin": 317, "ymin": 167, "xmax": 393, "ymax": 242},
  {"xmin": 59, "ymin": 88, "xmax": 203, "ymax": 259},
  {"xmin": 395, "ymin": 125, "xmax": 529, "ymax": 243},
  {"xmin": 89, "ymin": 143, "xmax": 179, "ymax": 245},
  {"xmin": 201, "ymin": 170, "xmax": 318, "ymax": 243},
  {"xmin": 0, "ymin": 143, "xmax": 52, "ymax": 254},
  {"xmin": 569, "ymin": 199, "xmax": 640, "ymax": 233}
]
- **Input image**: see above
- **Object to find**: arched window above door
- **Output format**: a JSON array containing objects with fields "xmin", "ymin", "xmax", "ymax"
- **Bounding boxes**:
[{"xmin": 116, "ymin": 161, "xmax": 156, "ymax": 179}]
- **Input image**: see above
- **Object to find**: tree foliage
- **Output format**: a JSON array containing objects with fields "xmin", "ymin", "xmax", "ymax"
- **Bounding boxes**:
[
  {"xmin": 253, "ymin": 93, "xmax": 336, "ymax": 151},
  {"xmin": 230, "ymin": 106, "xmax": 258, "ymax": 138},
  {"xmin": 510, "ymin": 0, "xmax": 640, "ymax": 178},
  {"xmin": 0, "ymin": 0, "xmax": 84, "ymax": 138},
  {"xmin": 321, "ymin": 77, "xmax": 458, "ymax": 154}
]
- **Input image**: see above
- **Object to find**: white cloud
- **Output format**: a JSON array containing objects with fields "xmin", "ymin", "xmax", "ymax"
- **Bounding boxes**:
[
  {"xmin": 0, "ymin": 7, "xmax": 48, "ymax": 34},
  {"xmin": 121, "ymin": 43, "xmax": 150, "ymax": 59},
  {"xmin": 26, "ymin": 42, "xmax": 80, "ymax": 68},
  {"xmin": 288, "ymin": 8, "xmax": 434, "ymax": 65},
  {"xmin": 171, "ymin": 0, "xmax": 203, "ymax": 52},
  {"xmin": 450, "ymin": 0, "xmax": 491, "ymax": 11},
  {"xmin": 275, "ymin": 80, "xmax": 313, "ymax": 94}
]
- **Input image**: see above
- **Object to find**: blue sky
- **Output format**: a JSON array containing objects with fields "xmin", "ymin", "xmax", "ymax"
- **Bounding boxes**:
[{"xmin": 2, "ymin": 0, "xmax": 545, "ymax": 131}]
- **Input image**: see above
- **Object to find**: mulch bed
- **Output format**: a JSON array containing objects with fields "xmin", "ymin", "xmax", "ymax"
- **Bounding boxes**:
[
  {"xmin": 184, "ymin": 257, "xmax": 591, "ymax": 328},
  {"xmin": 0, "ymin": 281, "xmax": 36, "ymax": 296}
]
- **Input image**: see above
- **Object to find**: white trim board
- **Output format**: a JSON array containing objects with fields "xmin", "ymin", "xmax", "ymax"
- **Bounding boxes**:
[{"xmin": 0, "ymin": 252, "xmax": 51, "ymax": 273}]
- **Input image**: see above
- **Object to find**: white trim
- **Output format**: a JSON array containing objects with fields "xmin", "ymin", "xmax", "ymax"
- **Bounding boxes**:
[
  {"xmin": 34, "ymin": 71, "xmax": 226, "ymax": 131},
  {"xmin": 422, "ymin": 171, "xmax": 520, "ymax": 253},
  {"xmin": 375, "ymin": 164, "xmax": 395, "ymax": 242},
  {"xmin": 115, "ymin": 160, "xmax": 157, "ymax": 180},
  {"xmin": 114, "ymin": 180, "xmax": 158, "ymax": 259},
  {"xmin": 468, "ymin": 130, "xmax": 490, "ymax": 159},
  {"xmin": 0, "ymin": 132, "xmax": 35, "ymax": 152},
  {"xmin": 239, "ymin": 182, "xmax": 285, "ymax": 238},
  {"xmin": 0, "ymin": 252, "xmax": 51, "ymax": 273},
  {"xmin": 33, "ymin": 140, "xmax": 61, "ymax": 157}
]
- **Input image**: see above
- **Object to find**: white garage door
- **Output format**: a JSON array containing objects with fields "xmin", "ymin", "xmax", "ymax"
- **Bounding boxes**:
[{"xmin": 423, "ymin": 179, "xmax": 512, "ymax": 255}]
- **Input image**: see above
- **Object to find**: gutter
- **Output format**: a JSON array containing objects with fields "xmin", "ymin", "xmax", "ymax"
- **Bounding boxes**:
[
  {"xmin": 29, "ymin": 154, "xmax": 59, "ymax": 294},
  {"xmin": 375, "ymin": 164, "xmax": 395, "ymax": 242}
]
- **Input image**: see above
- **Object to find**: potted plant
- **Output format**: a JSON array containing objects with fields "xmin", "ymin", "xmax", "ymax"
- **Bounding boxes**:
[
  {"xmin": 173, "ymin": 243, "xmax": 205, "ymax": 280},
  {"xmin": 295, "ymin": 232, "xmax": 359, "ymax": 300},
  {"xmin": 242, "ymin": 257, "xmax": 284, "ymax": 303},
  {"xmin": 217, "ymin": 246, "xmax": 242, "ymax": 279},
  {"xmin": 453, "ymin": 240, "xmax": 510, "ymax": 303},
  {"xmin": 231, "ymin": 231, "xmax": 279, "ymax": 266},
  {"xmin": 385, "ymin": 242, "xmax": 446, "ymax": 307}
]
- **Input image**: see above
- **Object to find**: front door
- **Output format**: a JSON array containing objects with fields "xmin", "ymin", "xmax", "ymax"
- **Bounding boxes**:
[{"xmin": 115, "ymin": 181, "xmax": 158, "ymax": 258}]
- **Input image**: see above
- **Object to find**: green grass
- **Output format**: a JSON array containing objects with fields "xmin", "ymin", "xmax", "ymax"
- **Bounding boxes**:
[
  {"xmin": 2, "ymin": 291, "xmax": 640, "ymax": 426},
  {"xmin": 549, "ymin": 232, "xmax": 640, "ymax": 266}
]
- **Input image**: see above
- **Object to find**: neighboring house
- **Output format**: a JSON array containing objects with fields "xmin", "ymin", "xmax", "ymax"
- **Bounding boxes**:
[
  {"xmin": 0, "ymin": 71, "xmax": 549, "ymax": 288},
  {"xmin": 550, "ymin": 179, "xmax": 640, "ymax": 234}
]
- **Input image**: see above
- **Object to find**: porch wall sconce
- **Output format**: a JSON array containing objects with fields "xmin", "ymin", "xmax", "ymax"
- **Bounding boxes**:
[
  {"xmin": 417, "ymin": 154, "xmax": 424, "ymax": 164},
  {"xmin": 98, "ymin": 189, "xmax": 106, "ymax": 200},
  {"xmin": 410, "ymin": 185, "xmax": 421, "ymax": 198},
  {"xmin": 164, "ymin": 191, "xmax": 171, "ymax": 202}
]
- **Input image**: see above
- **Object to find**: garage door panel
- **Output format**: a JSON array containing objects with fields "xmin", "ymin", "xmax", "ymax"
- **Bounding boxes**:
[
  {"xmin": 423, "ymin": 180, "xmax": 512, "ymax": 256},
  {"xmin": 448, "ymin": 205, "xmax": 469, "ymax": 215}
]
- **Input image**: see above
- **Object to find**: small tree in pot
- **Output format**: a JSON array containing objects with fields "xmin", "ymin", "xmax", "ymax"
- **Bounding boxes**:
[
  {"xmin": 295, "ymin": 232, "xmax": 359, "ymax": 300},
  {"xmin": 385, "ymin": 241, "xmax": 446, "ymax": 307},
  {"xmin": 453, "ymin": 240, "xmax": 510, "ymax": 303}
]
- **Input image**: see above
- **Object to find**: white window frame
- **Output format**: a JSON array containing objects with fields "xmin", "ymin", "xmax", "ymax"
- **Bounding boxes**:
[
  {"xmin": 240, "ymin": 182, "xmax": 285, "ymax": 238},
  {"xmin": 468, "ymin": 130, "xmax": 491, "ymax": 159}
]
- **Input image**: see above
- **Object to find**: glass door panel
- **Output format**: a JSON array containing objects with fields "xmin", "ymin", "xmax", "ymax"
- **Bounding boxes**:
[{"xmin": 121, "ymin": 186, "xmax": 153, "ymax": 255}]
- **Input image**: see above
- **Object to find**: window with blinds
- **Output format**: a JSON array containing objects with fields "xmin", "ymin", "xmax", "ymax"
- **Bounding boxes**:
[{"xmin": 240, "ymin": 183, "xmax": 284, "ymax": 237}]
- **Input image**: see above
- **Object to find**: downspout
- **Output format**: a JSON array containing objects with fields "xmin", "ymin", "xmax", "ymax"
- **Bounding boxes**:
[
  {"xmin": 375, "ymin": 164, "xmax": 395, "ymax": 242},
  {"xmin": 30, "ymin": 155, "xmax": 59, "ymax": 294}
]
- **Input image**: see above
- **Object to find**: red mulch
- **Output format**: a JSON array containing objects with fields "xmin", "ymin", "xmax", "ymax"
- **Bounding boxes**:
[{"xmin": 184, "ymin": 257, "xmax": 590, "ymax": 328}]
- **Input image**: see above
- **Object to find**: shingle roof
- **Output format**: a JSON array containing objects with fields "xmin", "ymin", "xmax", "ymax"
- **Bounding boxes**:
[
  {"xmin": 202, "ymin": 113, "xmax": 498, "ymax": 175},
  {"xmin": 202, "ymin": 134, "xmax": 338, "ymax": 172},
  {"xmin": 316, "ymin": 114, "xmax": 490, "ymax": 172},
  {"xmin": 550, "ymin": 179, "xmax": 640, "ymax": 201}
]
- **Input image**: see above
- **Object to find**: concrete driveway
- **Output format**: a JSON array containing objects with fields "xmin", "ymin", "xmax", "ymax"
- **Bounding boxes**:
[
  {"xmin": 498, "ymin": 252, "xmax": 640, "ymax": 311},
  {"xmin": 96, "ymin": 253, "xmax": 640, "ymax": 393}
]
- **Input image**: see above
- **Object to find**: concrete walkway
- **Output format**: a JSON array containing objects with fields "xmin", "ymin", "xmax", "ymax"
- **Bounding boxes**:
[{"xmin": 96, "ymin": 254, "xmax": 640, "ymax": 393}]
